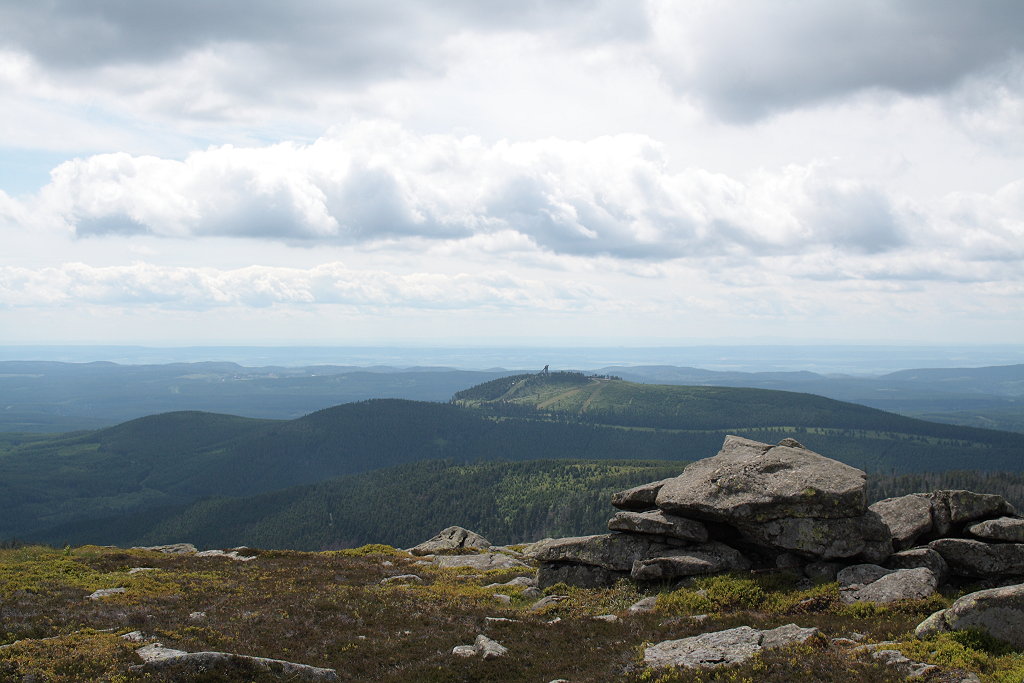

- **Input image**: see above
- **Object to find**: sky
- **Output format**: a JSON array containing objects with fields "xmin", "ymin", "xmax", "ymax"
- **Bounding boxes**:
[{"xmin": 0, "ymin": 1, "xmax": 1022, "ymax": 346}]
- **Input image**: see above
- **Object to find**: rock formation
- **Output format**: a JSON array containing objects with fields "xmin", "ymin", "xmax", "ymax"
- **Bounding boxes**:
[
  {"xmin": 535, "ymin": 435, "xmax": 1024, "ymax": 595},
  {"xmin": 409, "ymin": 526, "xmax": 491, "ymax": 555}
]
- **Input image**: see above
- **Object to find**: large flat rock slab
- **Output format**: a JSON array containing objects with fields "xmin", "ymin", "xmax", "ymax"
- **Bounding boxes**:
[
  {"xmin": 607, "ymin": 510, "xmax": 708, "ymax": 542},
  {"xmin": 429, "ymin": 553, "xmax": 528, "ymax": 571},
  {"xmin": 644, "ymin": 624, "xmax": 820, "ymax": 670},
  {"xmin": 133, "ymin": 643, "xmax": 338, "ymax": 680},
  {"xmin": 967, "ymin": 517, "xmax": 1024, "ymax": 543},
  {"xmin": 735, "ymin": 510, "xmax": 892, "ymax": 562},
  {"xmin": 631, "ymin": 541, "xmax": 749, "ymax": 581},
  {"xmin": 532, "ymin": 533, "xmax": 686, "ymax": 572},
  {"xmin": 929, "ymin": 538, "xmax": 1024, "ymax": 578},
  {"xmin": 611, "ymin": 478, "xmax": 675, "ymax": 511},
  {"xmin": 655, "ymin": 436, "xmax": 867, "ymax": 523}
]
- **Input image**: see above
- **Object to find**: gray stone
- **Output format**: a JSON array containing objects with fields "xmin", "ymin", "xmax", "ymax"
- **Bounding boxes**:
[
  {"xmin": 869, "ymin": 494, "xmax": 934, "ymax": 550},
  {"xmin": 840, "ymin": 568, "xmax": 937, "ymax": 604},
  {"xmin": 492, "ymin": 593, "xmax": 511, "ymax": 604},
  {"xmin": 643, "ymin": 623, "xmax": 820, "ymax": 670},
  {"xmin": 631, "ymin": 542, "xmax": 750, "ymax": 581},
  {"xmin": 530, "ymin": 595, "xmax": 569, "ymax": 611},
  {"xmin": 607, "ymin": 510, "xmax": 708, "ymax": 542},
  {"xmin": 131, "ymin": 543, "xmax": 196, "ymax": 554},
  {"xmin": 736, "ymin": 510, "xmax": 891, "ymax": 562},
  {"xmin": 538, "ymin": 562, "xmax": 625, "ymax": 589},
  {"xmin": 594, "ymin": 614, "xmax": 619, "ymax": 622},
  {"xmin": 628, "ymin": 596, "xmax": 659, "ymax": 614},
  {"xmin": 127, "ymin": 567, "xmax": 158, "ymax": 574},
  {"xmin": 410, "ymin": 526, "xmax": 491, "ymax": 556},
  {"xmin": 532, "ymin": 533, "xmax": 686, "ymax": 572},
  {"xmin": 430, "ymin": 553, "xmax": 528, "ymax": 571},
  {"xmin": 483, "ymin": 576, "xmax": 535, "ymax": 589},
  {"xmin": 914, "ymin": 610, "xmax": 948, "ymax": 639},
  {"xmin": 885, "ymin": 548, "xmax": 949, "ymax": 584},
  {"xmin": 133, "ymin": 644, "xmax": 338, "ymax": 680},
  {"xmin": 967, "ymin": 517, "xmax": 1024, "ymax": 543},
  {"xmin": 87, "ymin": 587, "xmax": 126, "ymax": 600},
  {"xmin": 474, "ymin": 634, "xmax": 508, "ymax": 660},
  {"xmin": 870, "ymin": 649, "xmax": 939, "ymax": 679},
  {"xmin": 521, "ymin": 587, "xmax": 542, "ymax": 599},
  {"xmin": 914, "ymin": 583, "xmax": 1024, "ymax": 648},
  {"xmin": 611, "ymin": 478, "xmax": 675, "ymax": 511},
  {"xmin": 837, "ymin": 564, "xmax": 893, "ymax": 588},
  {"xmin": 940, "ymin": 490, "xmax": 1016, "ymax": 525},
  {"xmin": 195, "ymin": 549, "xmax": 256, "ymax": 561},
  {"xmin": 929, "ymin": 538, "xmax": 1024, "ymax": 578},
  {"xmin": 451, "ymin": 645, "xmax": 476, "ymax": 657},
  {"xmin": 519, "ymin": 538, "xmax": 555, "ymax": 559},
  {"xmin": 655, "ymin": 436, "xmax": 867, "ymax": 523},
  {"xmin": 804, "ymin": 561, "xmax": 842, "ymax": 582},
  {"xmin": 379, "ymin": 574, "xmax": 423, "ymax": 585}
]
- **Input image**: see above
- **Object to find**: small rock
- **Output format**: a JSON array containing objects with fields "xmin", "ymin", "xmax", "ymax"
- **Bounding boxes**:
[
  {"xmin": 194, "ymin": 549, "xmax": 256, "ymax": 561},
  {"xmin": 452, "ymin": 645, "xmax": 476, "ymax": 658},
  {"xmin": 521, "ymin": 587, "xmax": 542, "ymax": 599},
  {"xmin": 87, "ymin": 587, "xmax": 126, "ymax": 600},
  {"xmin": 381, "ymin": 560, "xmax": 394, "ymax": 567},
  {"xmin": 594, "ymin": 614, "xmax": 619, "ymax": 622},
  {"xmin": 120, "ymin": 631, "xmax": 146, "ymax": 642},
  {"xmin": 628, "ymin": 596, "xmax": 658, "ymax": 614},
  {"xmin": 188, "ymin": 611, "xmax": 206, "ymax": 621},
  {"xmin": 492, "ymin": 593, "xmax": 512, "ymax": 604},
  {"xmin": 483, "ymin": 576, "xmax": 535, "ymax": 589},
  {"xmin": 484, "ymin": 617, "xmax": 518, "ymax": 625},
  {"xmin": 127, "ymin": 567, "xmax": 159, "ymax": 574},
  {"xmin": 475, "ymin": 634, "xmax": 508, "ymax": 660},
  {"xmin": 870, "ymin": 649, "xmax": 939, "ymax": 679},
  {"xmin": 530, "ymin": 595, "xmax": 569, "ymax": 611},
  {"xmin": 380, "ymin": 574, "xmax": 423, "ymax": 585}
]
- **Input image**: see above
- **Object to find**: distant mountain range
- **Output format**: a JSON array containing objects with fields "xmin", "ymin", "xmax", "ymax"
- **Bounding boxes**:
[
  {"xmin": 3, "ymin": 373, "xmax": 1024, "ymax": 547},
  {"xmin": 1, "ymin": 360, "xmax": 1022, "ymax": 433}
]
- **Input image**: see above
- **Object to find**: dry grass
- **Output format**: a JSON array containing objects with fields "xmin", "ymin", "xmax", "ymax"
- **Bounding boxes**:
[{"xmin": 0, "ymin": 545, "xmax": 1017, "ymax": 681}]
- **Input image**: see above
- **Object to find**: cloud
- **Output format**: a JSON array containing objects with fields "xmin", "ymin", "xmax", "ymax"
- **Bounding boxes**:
[
  {"xmin": 650, "ymin": 0, "xmax": 1024, "ymax": 121},
  {"xmin": 0, "ymin": 0, "xmax": 643, "ymax": 110},
  {"xmin": 36, "ymin": 122, "xmax": 918, "ymax": 260},
  {"xmin": 0, "ymin": 261, "xmax": 605, "ymax": 311}
]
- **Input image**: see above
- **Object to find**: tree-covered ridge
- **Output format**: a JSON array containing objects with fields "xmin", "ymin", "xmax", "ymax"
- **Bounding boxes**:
[
  {"xmin": 29, "ymin": 459, "xmax": 1024, "ymax": 553},
  {"xmin": 33, "ymin": 459, "xmax": 686, "ymax": 550},
  {"xmin": 5, "ymin": 379, "xmax": 1024, "ymax": 545}
]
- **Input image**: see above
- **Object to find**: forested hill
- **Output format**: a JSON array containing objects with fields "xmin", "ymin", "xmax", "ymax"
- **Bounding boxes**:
[
  {"xmin": 5, "ymin": 378, "xmax": 1024, "ymax": 543},
  {"xmin": 453, "ymin": 372, "xmax": 1023, "ymax": 440}
]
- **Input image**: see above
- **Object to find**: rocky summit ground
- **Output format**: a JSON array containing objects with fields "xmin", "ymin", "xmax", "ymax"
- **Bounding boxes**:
[{"xmin": 1, "ymin": 541, "xmax": 1023, "ymax": 682}]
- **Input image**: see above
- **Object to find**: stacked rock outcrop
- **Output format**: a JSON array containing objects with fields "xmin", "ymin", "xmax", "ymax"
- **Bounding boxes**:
[{"xmin": 533, "ymin": 435, "xmax": 1024, "ymax": 591}]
